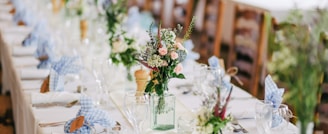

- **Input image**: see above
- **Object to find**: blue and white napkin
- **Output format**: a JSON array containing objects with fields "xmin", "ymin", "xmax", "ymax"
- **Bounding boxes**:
[
  {"xmin": 23, "ymin": 20, "xmax": 49, "ymax": 47},
  {"xmin": 34, "ymin": 37, "xmax": 56, "ymax": 69},
  {"xmin": 50, "ymin": 56, "xmax": 82, "ymax": 92},
  {"xmin": 208, "ymin": 56, "xmax": 231, "ymax": 90},
  {"xmin": 264, "ymin": 75, "xmax": 285, "ymax": 127},
  {"xmin": 182, "ymin": 40, "xmax": 200, "ymax": 65},
  {"xmin": 13, "ymin": 6, "xmax": 37, "ymax": 26},
  {"xmin": 64, "ymin": 96, "xmax": 116, "ymax": 133}
]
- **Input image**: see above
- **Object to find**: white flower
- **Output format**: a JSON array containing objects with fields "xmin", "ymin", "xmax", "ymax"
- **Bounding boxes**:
[
  {"xmin": 111, "ymin": 40, "xmax": 128, "ymax": 53},
  {"xmin": 147, "ymin": 54, "xmax": 164, "ymax": 67}
]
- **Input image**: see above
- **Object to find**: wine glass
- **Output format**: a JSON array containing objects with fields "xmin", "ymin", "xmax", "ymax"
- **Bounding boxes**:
[{"xmin": 124, "ymin": 91, "xmax": 149, "ymax": 134}]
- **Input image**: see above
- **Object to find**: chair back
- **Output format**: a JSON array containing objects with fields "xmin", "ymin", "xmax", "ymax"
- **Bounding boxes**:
[{"xmin": 227, "ymin": 3, "xmax": 267, "ymax": 96}]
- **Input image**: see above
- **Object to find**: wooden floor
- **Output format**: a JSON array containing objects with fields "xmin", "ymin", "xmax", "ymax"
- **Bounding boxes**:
[{"xmin": 0, "ymin": 94, "xmax": 14, "ymax": 134}]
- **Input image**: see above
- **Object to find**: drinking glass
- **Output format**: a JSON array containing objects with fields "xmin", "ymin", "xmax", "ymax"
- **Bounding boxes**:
[
  {"xmin": 271, "ymin": 104, "xmax": 293, "ymax": 132},
  {"xmin": 177, "ymin": 115, "xmax": 196, "ymax": 134},
  {"xmin": 124, "ymin": 91, "xmax": 149, "ymax": 134},
  {"xmin": 192, "ymin": 63, "xmax": 208, "ymax": 95},
  {"xmin": 91, "ymin": 59, "xmax": 110, "ymax": 105},
  {"xmin": 255, "ymin": 100, "xmax": 273, "ymax": 134}
]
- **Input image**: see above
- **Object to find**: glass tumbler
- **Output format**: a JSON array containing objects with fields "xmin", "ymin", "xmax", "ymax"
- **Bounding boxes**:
[{"xmin": 255, "ymin": 100, "xmax": 273, "ymax": 134}]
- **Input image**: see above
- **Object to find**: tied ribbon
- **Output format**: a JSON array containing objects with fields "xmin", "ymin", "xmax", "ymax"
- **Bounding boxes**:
[
  {"xmin": 49, "ymin": 56, "xmax": 81, "ymax": 92},
  {"xmin": 264, "ymin": 75, "xmax": 285, "ymax": 127},
  {"xmin": 64, "ymin": 96, "xmax": 116, "ymax": 133}
]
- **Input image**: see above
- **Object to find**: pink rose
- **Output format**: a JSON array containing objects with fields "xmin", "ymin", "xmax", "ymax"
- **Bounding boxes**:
[
  {"xmin": 170, "ymin": 51, "xmax": 179, "ymax": 60},
  {"xmin": 174, "ymin": 63, "xmax": 183, "ymax": 74},
  {"xmin": 175, "ymin": 42, "xmax": 185, "ymax": 50},
  {"xmin": 158, "ymin": 47, "xmax": 168, "ymax": 56}
]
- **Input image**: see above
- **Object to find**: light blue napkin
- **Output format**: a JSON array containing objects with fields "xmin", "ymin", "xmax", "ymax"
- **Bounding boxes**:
[
  {"xmin": 182, "ymin": 40, "xmax": 200, "ymax": 64},
  {"xmin": 264, "ymin": 75, "xmax": 284, "ymax": 127},
  {"xmin": 125, "ymin": 6, "xmax": 140, "ymax": 29},
  {"xmin": 13, "ymin": 6, "xmax": 37, "ymax": 26},
  {"xmin": 208, "ymin": 56, "xmax": 231, "ymax": 89},
  {"xmin": 49, "ymin": 56, "xmax": 82, "ymax": 92},
  {"xmin": 64, "ymin": 96, "xmax": 116, "ymax": 133},
  {"xmin": 23, "ymin": 20, "xmax": 49, "ymax": 47},
  {"xmin": 34, "ymin": 38, "xmax": 56, "ymax": 69}
]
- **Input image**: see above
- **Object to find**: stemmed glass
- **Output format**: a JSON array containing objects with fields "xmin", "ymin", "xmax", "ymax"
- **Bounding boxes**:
[{"xmin": 124, "ymin": 91, "xmax": 149, "ymax": 134}]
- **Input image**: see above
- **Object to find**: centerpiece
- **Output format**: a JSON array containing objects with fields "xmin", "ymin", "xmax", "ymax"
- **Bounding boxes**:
[
  {"xmin": 136, "ymin": 17, "xmax": 195, "ymax": 130},
  {"xmin": 63, "ymin": 0, "xmax": 90, "ymax": 40},
  {"xmin": 268, "ymin": 9, "xmax": 328, "ymax": 134},
  {"xmin": 105, "ymin": 0, "xmax": 138, "ymax": 81}
]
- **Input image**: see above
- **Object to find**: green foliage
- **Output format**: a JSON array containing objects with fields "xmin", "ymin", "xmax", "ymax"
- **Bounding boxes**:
[
  {"xmin": 105, "ymin": 0, "xmax": 138, "ymax": 80},
  {"xmin": 268, "ymin": 9, "xmax": 328, "ymax": 127}
]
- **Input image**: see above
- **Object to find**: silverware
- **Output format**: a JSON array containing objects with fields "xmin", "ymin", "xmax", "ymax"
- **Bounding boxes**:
[
  {"xmin": 32, "ymin": 100, "xmax": 79, "ymax": 108},
  {"xmin": 231, "ymin": 119, "xmax": 248, "ymax": 133},
  {"xmin": 65, "ymin": 100, "xmax": 79, "ymax": 108},
  {"xmin": 39, "ymin": 121, "xmax": 66, "ymax": 127}
]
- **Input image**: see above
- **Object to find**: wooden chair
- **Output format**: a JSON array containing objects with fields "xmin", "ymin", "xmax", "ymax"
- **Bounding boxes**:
[
  {"xmin": 198, "ymin": 0, "xmax": 225, "ymax": 63},
  {"xmin": 170, "ymin": 0, "xmax": 194, "ymax": 34},
  {"xmin": 127, "ymin": 0, "xmax": 152, "ymax": 11},
  {"xmin": 227, "ymin": 3, "xmax": 267, "ymax": 96}
]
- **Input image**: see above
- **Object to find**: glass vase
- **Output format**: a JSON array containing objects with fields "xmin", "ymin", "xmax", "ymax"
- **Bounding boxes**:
[
  {"xmin": 150, "ymin": 93, "xmax": 176, "ymax": 130},
  {"xmin": 297, "ymin": 121, "xmax": 314, "ymax": 134}
]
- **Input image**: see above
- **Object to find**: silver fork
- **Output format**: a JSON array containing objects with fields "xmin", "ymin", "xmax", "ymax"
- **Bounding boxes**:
[{"xmin": 231, "ymin": 119, "xmax": 248, "ymax": 133}]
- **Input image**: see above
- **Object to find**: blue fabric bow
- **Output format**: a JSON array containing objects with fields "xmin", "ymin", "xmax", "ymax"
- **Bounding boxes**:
[
  {"xmin": 64, "ymin": 96, "xmax": 116, "ymax": 133},
  {"xmin": 264, "ymin": 75, "xmax": 284, "ymax": 127},
  {"xmin": 208, "ymin": 56, "xmax": 231, "ymax": 89},
  {"xmin": 49, "ymin": 56, "xmax": 82, "ymax": 92}
]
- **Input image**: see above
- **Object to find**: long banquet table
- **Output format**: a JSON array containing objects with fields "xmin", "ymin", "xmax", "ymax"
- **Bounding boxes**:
[{"xmin": 0, "ymin": 2, "xmax": 298, "ymax": 134}]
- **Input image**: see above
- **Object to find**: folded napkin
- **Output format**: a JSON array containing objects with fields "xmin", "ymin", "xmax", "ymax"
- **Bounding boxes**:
[
  {"xmin": 182, "ymin": 40, "xmax": 200, "ymax": 64},
  {"xmin": 50, "ymin": 56, "xmax": 82, "ymax": 92},
  {"xmin": 11, "ymin": 46, "xmax": 36, "ymax": 56},
  {"xmin": 35, "ymin": 38, "xmax": 56, "ymax": 69},
  {"xmin": 13, "ymin": 6, "xmax": 37, "ymax": 26},
  {"xmin": 264, "ymin": 75, "xmax": 284, "ymax": 127},
  {"xmin": 64, "ymin": 96, "xmax": 116, "ymax": 133},
  {"xmin": 12, "ymin": 56, "xmax": 39, "ymax": 67},
  {"xmin": 208, "ymin": 56, "xmax": 232, "ymax": 89},
  {"xmin": 18, "ymin": 68, "xmax": 49, "ymax": 80},
  {"xmin": 0, "ymin": 12, "xmax": 13, "ymax": 21},
  {"xmin": 21, "ymin": 80, "xmax": 43, "ymax": 90},
  {"xmin": 31, "ymin": 92, "xmax": 80, "ymax": 105},
  {"xmin": 22, "ymin": 20, "xmax": 49, "ymax": 47}
]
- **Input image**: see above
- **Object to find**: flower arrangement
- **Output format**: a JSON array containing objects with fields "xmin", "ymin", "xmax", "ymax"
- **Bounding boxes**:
[
  {"xmin": 138, "ymin": 17, "xmax": 195, "ymax": 96},
  {"xmin": 268, "ymin": 9, "xmax": 328, "ymax": 134},
  {"xmin": 105, "ymin": 0, "xmax": 138, "ymax": 81},
  {"xmin": 196, "ymin": 86, "xmax": 233, "ymax": 134},
  {"xmin": 63, "ymin": 0, "xmax": 90, "ymax": 18}
]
